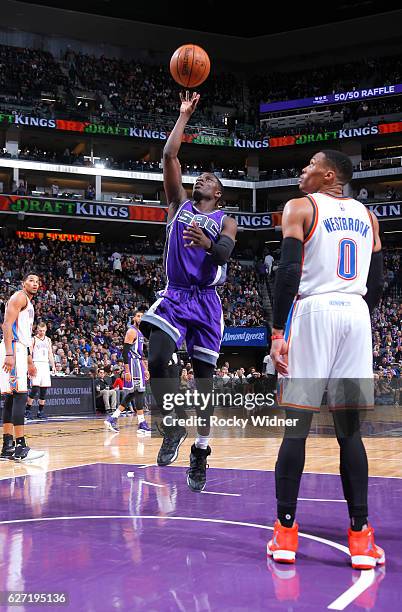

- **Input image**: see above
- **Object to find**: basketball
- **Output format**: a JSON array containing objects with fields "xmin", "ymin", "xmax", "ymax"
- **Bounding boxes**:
[{"xmin": 170, "ymin": 44, "xmax": 210, "ymax": 88}]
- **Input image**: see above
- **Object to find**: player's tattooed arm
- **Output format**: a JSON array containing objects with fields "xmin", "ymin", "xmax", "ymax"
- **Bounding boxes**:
[{"xmin": 164, "ymin": 91, "xmax": 200, "ymax": 221}]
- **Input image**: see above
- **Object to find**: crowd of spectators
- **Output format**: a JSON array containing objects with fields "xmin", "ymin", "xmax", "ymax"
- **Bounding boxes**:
[
  {"xmin": 249, "ymin": 53, "xmax": 402, "ymax": 106},
  {"xmin": 0, "ymin": 237, "xmax": 266, "ymax": 377},
  {"xmin": 0, "ymin": 236, "xmax": 399, "ymax": 408},
  {"xmin": 0, "ymin": 43, "xmax": 401, "ymax": 141}
]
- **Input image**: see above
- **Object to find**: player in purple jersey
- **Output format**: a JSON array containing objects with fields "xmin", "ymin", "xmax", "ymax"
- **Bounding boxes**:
[
  {"xmin": 140, "ymin": 92, "xmax": 237, "ymax": 492},
  {"xmin": 104, "ymin": 311, "xmax": 151, "ymax": 436}
]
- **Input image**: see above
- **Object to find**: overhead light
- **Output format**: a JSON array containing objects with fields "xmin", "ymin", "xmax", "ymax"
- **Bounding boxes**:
[
  {"xmin": 28, "ymin": 227, "xmax": 62, "ymax": 231},
  {"xmin": 112, "ymin": 197, "xmax": 131, "ymax": 202},
  {"xmin": 265, "ymin": 240, "xmax": 281, "ymax": 243},
  {"xmin": 130, "ymin": 234, "xmax": 147, "ymax": 238},
  {"xmin": 41, "ymin": 97, "xmax": 56, "ymax": 102},
  {"xmin": 84, "ymin": 232, "xmax": 100, "ymax": 235},
  {"xmin": 384, "ymin": 230, "xmax": 402, "ymax": 233}
]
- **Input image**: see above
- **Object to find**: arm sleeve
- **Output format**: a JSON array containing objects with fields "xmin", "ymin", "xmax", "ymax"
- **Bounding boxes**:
[
  {"xmin": 207, "ymin": 235, "xmax": 235, "ymax": 265},
  {"xmin": 122, "ymin": 343, "xmax": 131, "ymax": 365},
  {"xmin": 272, "ymin": 237, "xmax": 303, "ymax": 330},
  {"xmin": 364, "ymin": 251, "xmax": 384, "ymax": 314}
]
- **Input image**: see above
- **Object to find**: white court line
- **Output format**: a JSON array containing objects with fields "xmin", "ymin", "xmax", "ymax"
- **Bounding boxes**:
[
  {"xmin": 298, "ymin": 498, "xmax": 347, "ymax": 503},
  {"xmin": 141, "ymin": 480, "xmax": 165, "ymax": 488},
  {"xmin": 78, "ymin": 486, "xmax": 97, "ymax": 489},
  {"xmin": 0, "ymin": 461, "xmax": 99, "ymax": 481},
  {"xmin": 0, "ymin": 513, "xmax": 371, "ymax": 609},
  {"xmin": 102, "ymin": 462, "xmax": 402, "ymax": 479},
  {"xmin": 201, "ymin": 491, "xmax": 241, "ymax": 497},
  {"xmin": 328, "ymin": 570, "xmax": 375, "ymax": 610}
]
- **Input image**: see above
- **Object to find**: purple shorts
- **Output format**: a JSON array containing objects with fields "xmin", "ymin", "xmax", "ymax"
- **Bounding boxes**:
[
  {"xmin": 141, "ymin": 286, "xmax": 224, "ymax": 365},
  {"xmin": 123, "ymin": 355, "xmax": 146, "ymax": 392}
]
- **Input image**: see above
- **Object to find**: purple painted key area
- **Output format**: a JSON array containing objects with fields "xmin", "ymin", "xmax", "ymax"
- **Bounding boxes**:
[{"xmin": 0, "ymin": 464, "xmax": 399, "ymax": 610}]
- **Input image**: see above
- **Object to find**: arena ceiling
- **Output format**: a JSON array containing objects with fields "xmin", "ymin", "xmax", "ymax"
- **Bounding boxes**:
[{"xmin": 14, "ymin": 0, "xmax": 402, "ymax": 37}]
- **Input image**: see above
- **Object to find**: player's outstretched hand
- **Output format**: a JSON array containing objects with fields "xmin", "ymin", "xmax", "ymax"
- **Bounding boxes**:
[
  {"xmin": 183, "ymin": 220, "xmax": 212, "ymax": 250},
  {"xmin": 179, "ymin": 91, "xmax": 200, "ymax": 117},
  {"xmin": 270, "ymin": 338, "xmax": 289, "ymax": 376}
]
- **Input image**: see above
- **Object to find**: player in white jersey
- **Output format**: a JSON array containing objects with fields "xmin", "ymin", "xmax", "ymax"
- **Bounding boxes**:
[
  {"xmin": 25, "ymin": 322, "xmax": 55, "ymax": 420},
  {"xmin": 0, "ymin": 273, "xmax": 45, "ymax": 461},
  {"xmin": 268, "ymin": 150, "xmax": 385, "ymax": 570}
]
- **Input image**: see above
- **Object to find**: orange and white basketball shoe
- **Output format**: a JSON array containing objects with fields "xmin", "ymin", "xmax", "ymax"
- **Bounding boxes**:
[
  {"xmin": 267, "ymin": 520, "xmax": 299, "ymax": 563},
  {"xmin": 348, "ymin": 525, "xmax": 385, "ymax": 570}
]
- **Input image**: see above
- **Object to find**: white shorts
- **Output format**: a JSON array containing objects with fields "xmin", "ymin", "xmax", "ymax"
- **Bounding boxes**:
[
  {"xmin": 0, "ymin": 341, "xmax": 28, "ymax": 394},
  {"xmin": 31, "ymin": 362, "xmax": 51, "ymax": 388},
  {"xmin": 278, "ymin": 292, "xmax": 374, "ymax": 410}
]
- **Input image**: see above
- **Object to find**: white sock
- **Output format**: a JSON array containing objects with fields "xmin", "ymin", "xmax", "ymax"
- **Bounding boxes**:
[
  {"xmin": 137, "ymin": 413, "xmax": 145, "ymax": 424},
  {"xmin": 112, "ymin": 408, "xmax": 122, "ymax": 418},
  {"xmin": 195, "ymin": 435, "xmax": 209, "ymax": 449}
]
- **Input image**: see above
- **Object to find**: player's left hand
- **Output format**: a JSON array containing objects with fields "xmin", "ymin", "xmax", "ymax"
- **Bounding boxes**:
[
  {"xmin": 270, "ymin": 338, "xmax": 289, "ymax": 376},
  {"xmin": 183, "ymin": 221, "xmax": 212, "ymax": 250},
  {"xmin": 144, "ymin": 370, "xmax": 150, "ymax": 381},
  {"xmin": 28, "ymin": 364, "xmax": 37, "ymax": 378}
]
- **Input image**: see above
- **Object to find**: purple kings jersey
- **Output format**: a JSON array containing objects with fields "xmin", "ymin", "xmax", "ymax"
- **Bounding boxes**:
[
  {"xmin": 129, "ymin": 326, "xmax": 144, "ymax": 359},
  {"xmin": 165, "ymin": 200, "xmax": 228, "ymax": 287}
]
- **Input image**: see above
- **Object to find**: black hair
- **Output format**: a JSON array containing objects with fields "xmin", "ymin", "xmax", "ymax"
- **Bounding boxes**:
[
  {"xmin": 320, "ymin": 150, "xmax": 353, "ymax": 185},
  {"xmin": 22, "ymin": 272, "xmax": 39, "ymax": 281}
]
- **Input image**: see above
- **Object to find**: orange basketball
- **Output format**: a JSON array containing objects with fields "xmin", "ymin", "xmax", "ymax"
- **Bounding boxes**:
[{"xmin": 170, "ymin": 44, "xmax": 210, "ymax": 88}]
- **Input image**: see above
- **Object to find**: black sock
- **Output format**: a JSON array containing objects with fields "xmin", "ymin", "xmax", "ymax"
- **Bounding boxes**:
[
  {"xmin": 16, "ymin": 437, "xmax": 26, "ymax": 447},
  {"xmin": 350, "ymin": 516, "xmax": 368, "ymax": 531},
  {"xmin": 3, "ymin": 433, "xmax": 14, "ymax": 446},
  {"xmin": 278, "ymin": 504, "xmax": 296, "ymax": 528}
]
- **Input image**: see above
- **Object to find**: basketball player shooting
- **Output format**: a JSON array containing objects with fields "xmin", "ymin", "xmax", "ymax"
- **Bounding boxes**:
[
  {"xmin": 268, "ymin": 150, "xmax": 385, "ymax": 570},
  {"xmin": 0, "ymin": 273, "xmax": 45, "ymax": 461},
  {"xmin": 140, "ymin": 91, "xmax": 237, "ymax": 492}
]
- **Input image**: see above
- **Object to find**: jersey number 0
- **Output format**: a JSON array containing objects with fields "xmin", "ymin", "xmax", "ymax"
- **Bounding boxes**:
[{"xmin": 337, "ymin": 238, "xmax": 357, "ymax": 280}]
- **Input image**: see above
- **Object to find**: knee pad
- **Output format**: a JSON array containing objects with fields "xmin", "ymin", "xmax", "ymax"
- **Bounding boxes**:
[
  {"xmin": 29, "ymin": 386, "xmax": 40, "ymax": 400},
  {"xmin": 39, "ymin": 387, "xmax": 48, "ymax": 401},
  {"xmin": 134, "ymin": 391, "xmax": 145, "ymax": 411},
  {"xmin": 2, "ymin": 395, "xmax": 13, "ymax": 423},
  {"xmin": 12, "ymin": 393, "xmax": 27, "ymax": 426},
  {"xmin": 121, "ymin": 392, "xmax": 136, "ymax": 409}
]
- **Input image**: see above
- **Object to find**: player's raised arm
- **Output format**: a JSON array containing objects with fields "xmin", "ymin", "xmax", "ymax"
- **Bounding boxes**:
[{"xmin": 163, "ymin": 91, "xmax": 200, "ymax": 218}]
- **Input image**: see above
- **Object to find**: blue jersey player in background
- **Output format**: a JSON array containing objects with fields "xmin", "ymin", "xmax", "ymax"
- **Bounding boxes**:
[{"xmin": 140, "ymin": 91, "xmax": 237, "ymax": 492}]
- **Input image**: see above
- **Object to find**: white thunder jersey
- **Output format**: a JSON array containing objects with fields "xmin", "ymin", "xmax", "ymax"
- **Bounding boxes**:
[
  {"xmin": 11, "ymin": 293, "xmax": 35, "ymax": 347},
  {"xmin": 0, "ymin": 292, "xmax": 34, "ymax": 394},
  {"xmin": 31, "ymin": 335, "xmax": 52, "ymax": 388},
  {"xmin": 280, "ymin": 192, "xmax": 375, "ymax": 410},
  {"xmin": 299, "ymin": 192, "xmax": 373, "ymax": 298},
  {"xmin": 32, "ymin": 336, "xmax": 50, "ymax": 363}
]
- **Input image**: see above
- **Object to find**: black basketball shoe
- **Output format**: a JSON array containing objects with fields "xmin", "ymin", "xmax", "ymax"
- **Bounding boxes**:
[
  {"xmin": 0, "ymin": 441, "xmax": 15, "ymax": 460},
  {"xmin": 186, "ymin": 444, "xmax": 211, "ymax": 492},
  {"xmin": 156, "ymin": 423, "xmax": 187, "ymax": 466},
  {"xmin": 14, "ymin": 445, "xmax": 45, "ymax": 462}
]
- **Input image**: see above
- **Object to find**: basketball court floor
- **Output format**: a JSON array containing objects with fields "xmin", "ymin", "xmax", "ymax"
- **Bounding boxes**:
[{"xmin": 0, "ymin": 413, "xmax": 401, "ymax": 611}]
